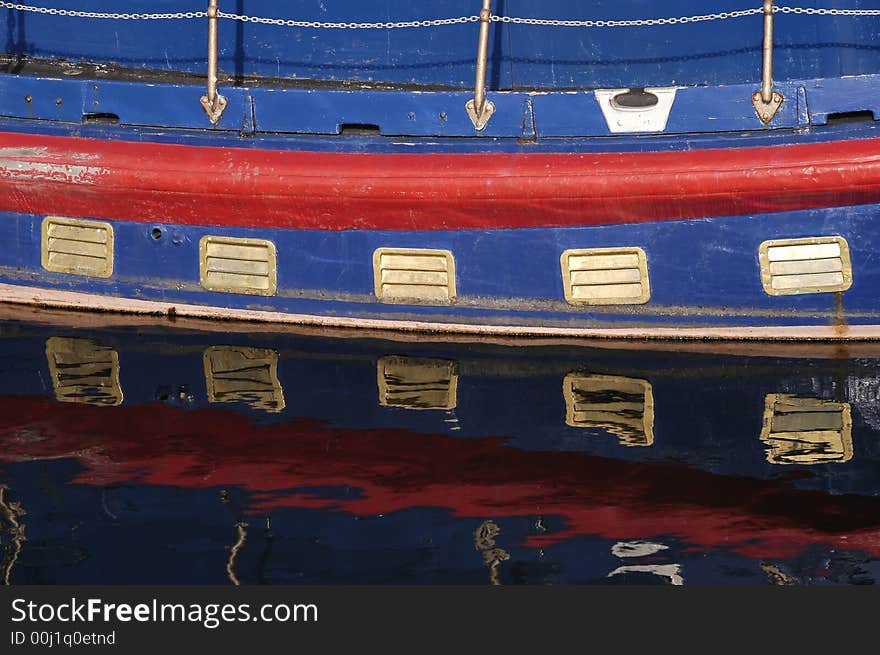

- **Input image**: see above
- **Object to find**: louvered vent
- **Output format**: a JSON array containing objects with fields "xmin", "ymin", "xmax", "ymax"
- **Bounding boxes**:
[
  {"xmin": 760, "ymin": 394, "xmax": 852, "ymax": 465},
  {"xmin": 563, "ymin": 373, "xmax": 654, "ymax": 447},
  {"xmin": 373, "ymin": 248, "xmax": 456, "ymax": 303},
  {"xmin": 41, "ymin": 217, "xmax": 113, "ymax": 278},
  {"xmin": 45, "ymin": 337, "xmax": 123, "ymax": 406},
  {"xmin": 377, "ymin": 356, "xmax": 458, "ymax": 410},
  {"xmin": 759, "ymin": 236, "xmax": 852, "ymax": 295},
  {"xmin": 561, "ymin": 247, "xmax": 650, "ymax": 305},
  {"xmin": 204, "ymin": 346, "xmax": 285, "ymax": 413},
  {"xmin": 199, "ymin": 236, "xmax": 277, "ymax": 296}
]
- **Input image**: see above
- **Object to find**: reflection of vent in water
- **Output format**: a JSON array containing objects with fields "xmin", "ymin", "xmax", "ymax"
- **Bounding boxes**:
[
  {"xmin": 760, "ymin": 394, "xmax": 853, "ymax": 465},
  {"xmin": 563, "ymin": 373, "xmax": 654, "ymax": 447},
  {"xmin": 204, "ymin": 346, "xmax": 285, "ymax": 413},
  {"xmin": 45, "ymin": 337, "xmax": 123, "ymax": 406},
  {"xmin": 377, "ymin": 356, "xmax": 458, "ymax": 410}
]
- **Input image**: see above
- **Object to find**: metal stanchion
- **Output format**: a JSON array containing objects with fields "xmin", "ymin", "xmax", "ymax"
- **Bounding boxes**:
[
  {"xmin": 200, "ymin": 0, "xmax": 228, "ymax": 125},
  {"xmin": 465, "ymin": 0, "xmax": 495, "ymax": 131},
  {"xmin": 752, "ymin": 0, "xmax": 783, "ymax": 125}
]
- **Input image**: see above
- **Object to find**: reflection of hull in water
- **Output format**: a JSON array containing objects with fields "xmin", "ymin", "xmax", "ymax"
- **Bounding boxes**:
[
  {"xmin": 1, "ymin": 316, "xmax": 880, "ymax": 571},
  {"xmin": 2, "ymin": 318, "xmax": 880, "ymax": 484},
  {"xmin": 3, "ymin": 395, "xmax": 880, "ymax": 561}
]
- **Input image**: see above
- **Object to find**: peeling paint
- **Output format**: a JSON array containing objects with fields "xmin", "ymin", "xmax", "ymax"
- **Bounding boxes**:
[
  {"xmin": 0, "ymin": 147, "xmax": 100, "ymax": 161},
  {"xmin": 0, "ymin": 147, "xmax": 49, "ymax": 158},
  {"xmin": 0, "ymin": 160, "xmax": 107, "ymax": 185}
]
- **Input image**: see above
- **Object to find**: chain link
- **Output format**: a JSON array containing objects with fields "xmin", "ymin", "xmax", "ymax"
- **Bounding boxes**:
[
  {"xmin": 0, "ymin": 1, "xmax": 204, "ymax": 19},
  {"xmin": 492, "ymin": 9, "xmax": 763, "ymax": 28},
  {"xmin": 1, "ymin": 2, "xmax": 880, "ymax": 27},
  {"xmin": 777, "ymin": 6, "xmax": 880, "ymax": 16},
  {"xmin": 216, "ymin": 12, "xmax": 478, "ymax": 29}
]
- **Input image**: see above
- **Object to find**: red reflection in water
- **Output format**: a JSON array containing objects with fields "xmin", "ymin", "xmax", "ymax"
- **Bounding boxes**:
[{"xmin": 1, "ymin": 396, "xmax": 879, "ymax": 559}]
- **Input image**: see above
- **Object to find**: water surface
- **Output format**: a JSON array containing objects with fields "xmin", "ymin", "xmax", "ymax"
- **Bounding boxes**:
[{"xmin": 1, "ymin": 308, "xmax": 879, "ymax": 585}]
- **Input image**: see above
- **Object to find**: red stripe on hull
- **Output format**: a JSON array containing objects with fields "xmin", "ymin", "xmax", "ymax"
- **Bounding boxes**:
[{"xmin": 2, "ymin": 131, "xmax": 880, "ymax": 230}]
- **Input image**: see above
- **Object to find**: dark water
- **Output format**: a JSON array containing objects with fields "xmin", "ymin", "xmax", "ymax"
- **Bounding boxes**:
[{"xmin": 1, "ymin": 309, "xmax": 880, "ymax": 585}]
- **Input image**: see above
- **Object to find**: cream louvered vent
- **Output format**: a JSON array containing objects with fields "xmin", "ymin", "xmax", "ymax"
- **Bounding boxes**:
[
  {"xmin": 199, "ymin": 236, "xmax": 277, "ymax": 296},
  {"xmin": 760, "ymin": 394, "xmax": 852, "ymax": 465},
  {"xmin": 377, "ymin": 356, "xmax": 458, "ymax": 410},
  {"xmin": 45, "ymin": 337, "xmax": 123, "ymax": 406},
  {"xmin": 42, "ymin": 217, "xmax": 113, "ymax": 278},
  {"xmin": 373, "ymin": 248, "xmax": 456, "ymax": 303},
  {"xmin": 563, "ymin": 373, "xmax": 654, "ymax": 447},
  {"xmin": 561, "ymin": 247, "xmax": 650, "ymax": 305},
  {"xmin": 759, "ymin": 236, "xmax": 852, "ymax": 295},
  {"xmin": 204, "ymin": 346, "xmax": 285, "ymax": 413}
]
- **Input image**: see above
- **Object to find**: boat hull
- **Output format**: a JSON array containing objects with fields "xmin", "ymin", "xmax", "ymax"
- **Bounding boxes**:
[
  {"xmin": 0, "ymin": 205, "xmax": 877, "ymax": 339},
  {"xmin": 2, "ymin": 128, "xmax": 880, "ymax": 339},
  {"xmin": 6, "ymin": 2, "xmax": 880, "ymax": 338}
]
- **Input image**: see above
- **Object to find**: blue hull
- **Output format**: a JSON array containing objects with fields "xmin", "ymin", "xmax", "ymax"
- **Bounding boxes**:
[
  {"xmin": 3, "ymin": 2, "xmax": 880, "ymax": 337},
  {"xmin": 0, "ymin": 203, "xmax": 878, "ymax": 334}
]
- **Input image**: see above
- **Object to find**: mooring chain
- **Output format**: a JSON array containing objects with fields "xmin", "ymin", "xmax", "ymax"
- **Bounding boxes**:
[{"xmin": 2, "ymin": 2, "xmax": 880, "ymax": 27}]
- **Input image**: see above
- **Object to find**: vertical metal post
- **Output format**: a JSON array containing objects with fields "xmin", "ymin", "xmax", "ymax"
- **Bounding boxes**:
[
  {"xmin": 200, "ymin": 0, "xmax": 228, "ymax": 125},
  {"xmin": 752, "ymin": 0, "xmax": 783, "ymax": 125},
  {"xmin": 760, "ymin": 0, "xmax": 774, "ymax": 104},
  {"xmin": 465, "ymin": 0, "xmax": 495, "ymax": 131}
]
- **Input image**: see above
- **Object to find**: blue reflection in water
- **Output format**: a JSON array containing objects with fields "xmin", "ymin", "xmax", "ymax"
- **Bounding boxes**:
[{"xmin": 1, "ymin": 310, "xmax": 880, "ymax": 585}]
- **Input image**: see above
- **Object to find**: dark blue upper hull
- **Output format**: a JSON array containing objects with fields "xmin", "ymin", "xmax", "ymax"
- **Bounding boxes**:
[{"xmin": 7, "ymin": 1, "xmax": 880, "ymax": 90}]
